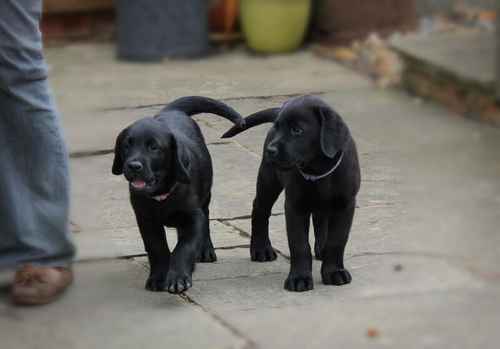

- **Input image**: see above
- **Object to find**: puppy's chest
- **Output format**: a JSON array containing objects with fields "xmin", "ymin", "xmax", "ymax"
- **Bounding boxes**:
[
  {"xmin": 153, "ymin": 206, "xmax": 190, "ymax": 227},
  {"xmin": 286, "ymin": 181, "xmax": 339, "ymax": 209}
]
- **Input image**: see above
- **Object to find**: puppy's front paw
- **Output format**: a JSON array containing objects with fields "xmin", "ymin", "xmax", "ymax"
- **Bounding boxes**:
[
  {"xmin": 321, "ymin": 266, "xmax": 352, "ymax": 285},
  {"xmin": 197, "ymin": 246, "xmax": 217, "ymax": 263},
  {"xmin": 284, "ymin": 272, "xmax": 314, "ymax": 292},
  {"xmin": 166, "ymin": 270, "xmax": 192, "ymax": 294},
  {"xmin": 145, "ymin": 273, "xmax": 167, "ymax": 292},
  {"xmin": 250, "ymin": 244, "xmax": 277, "ymax": 262}
]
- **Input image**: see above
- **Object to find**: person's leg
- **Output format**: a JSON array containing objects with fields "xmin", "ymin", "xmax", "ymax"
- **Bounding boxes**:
[{"xmin": 0, "ymin": 0, "xmax": 75, "ymax": 271}]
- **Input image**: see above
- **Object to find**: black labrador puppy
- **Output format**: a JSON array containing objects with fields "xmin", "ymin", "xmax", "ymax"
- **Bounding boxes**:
[
  {"xmin": 112, "ymin": 96, "xmax": 244, "ymax": 293},
  {"xmin": 222, "ymin": 95, "xmax": 360, "ymax": 292}
]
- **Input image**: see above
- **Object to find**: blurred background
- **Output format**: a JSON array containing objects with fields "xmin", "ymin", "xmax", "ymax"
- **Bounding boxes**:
[
  {"xmin": 39, "ymin": 0, "xmax": 500, "ymax": 123},
  {"xmin": 1, "ymin": 1, "xmax": 499, "ymax": 349}
]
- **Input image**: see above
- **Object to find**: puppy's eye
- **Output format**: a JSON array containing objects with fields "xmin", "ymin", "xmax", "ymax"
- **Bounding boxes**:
[
  {"xmin": 148, "ymin": 143, "xmax": 159, "ymax": 152},
  {"xmin": 290, "ymin": 126, "xmax": 303, "ymax": 136},
  {"xmin": 124, "ymin": 138, "xmax": 133, "ymax": 151}
]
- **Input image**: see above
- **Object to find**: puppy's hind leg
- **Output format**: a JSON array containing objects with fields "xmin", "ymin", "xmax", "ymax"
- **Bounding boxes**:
[
  {"xmin": 251, "ymin": 163, "xmax": 282, "ymax": 262},
  {"xmin": 312, "ymin": 212, "xmax": 328, "ymax": 260},
  {"xmin": 197, "ymin": 195, "xmax": 217, "ymax": 263},
  {"xmin": 321, "ymin": 200, "xmax": 355, "ymax": 286}
]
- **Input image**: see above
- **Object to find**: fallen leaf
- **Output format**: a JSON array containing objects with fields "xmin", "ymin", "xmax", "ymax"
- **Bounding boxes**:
[
  {"xmin": 367, "ymin": 328, "xmax": 380, "ymax": 338},
  {"xmin": 333, "ymin": 47, "xmax": 358, "ymax": 63}
]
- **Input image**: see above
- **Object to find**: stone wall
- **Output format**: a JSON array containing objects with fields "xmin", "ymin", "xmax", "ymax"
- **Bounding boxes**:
[{"xmin": 417, "ymin": 0, "xmax": 497, "ymax": 15}]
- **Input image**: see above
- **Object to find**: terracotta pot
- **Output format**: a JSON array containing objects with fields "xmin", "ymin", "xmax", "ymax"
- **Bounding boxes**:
[
  {"xmin": 209, "ymin": 0, "xmax": 239, "ymax": 34},
  {"xmin": 43, "ymin": 0, "xmax": 113, "ymax": 14},
  {"xmin": 316, "ymin": 0, "xmax": 417, "ymax": 45}
]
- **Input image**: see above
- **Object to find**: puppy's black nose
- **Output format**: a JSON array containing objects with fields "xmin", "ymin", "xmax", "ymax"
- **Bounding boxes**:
[
  {"xmin": 266, "ymin": 145, "xmax": 279, "ymax": 158},
  {"xmin": 127, "ymin": 161, "xmax": 143, "ymax": 172}
]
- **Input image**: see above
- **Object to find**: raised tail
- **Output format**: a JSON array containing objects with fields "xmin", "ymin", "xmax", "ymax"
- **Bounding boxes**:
[
  {"xmin": 221, "ymin": 108, "xmax": 280, "ymax": 138},
  {"xmin": 163, "ymin": 96, "xmax": 244, "ymax": 126}
]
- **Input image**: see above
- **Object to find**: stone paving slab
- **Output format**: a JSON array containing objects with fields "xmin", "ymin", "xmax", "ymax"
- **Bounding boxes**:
[
  {"xmin": 47, "ymin": 44, "xmax": 372, "ymax": 114},
  {"xmin": 75, "ymin": 221, "xmax": 250, "ymax": 261},
  {"xmin": 212, "ymin": 288, "xmax": 500, "ymax": 349},
  {"xmin": 0, "ymin": 260, "xmax": 247, "ymax": 349},
  {"xmin": 74, "ymin": 227, "xmax": 142, "ymax": 260},
  {"xmin": 70, "ymin": 153, "xmax": 135, "ymax": 231},
  {"xmin": 182, "ymin": 248, "xmax": 496, "ymax": 349},
  {"xmin": 210, "ymin": 143, "xmax": 284, "ymax": 219}
]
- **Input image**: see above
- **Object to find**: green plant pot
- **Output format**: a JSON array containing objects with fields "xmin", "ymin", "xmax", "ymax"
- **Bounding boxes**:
[{"xmin": 241, "ymin": 0, "xmax": 311, "ymax": 53}]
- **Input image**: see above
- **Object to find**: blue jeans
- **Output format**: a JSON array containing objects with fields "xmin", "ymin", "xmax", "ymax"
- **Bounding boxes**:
[{"xmin": 0, "ymin": 0, "xmax": 75, "ymax": 269}]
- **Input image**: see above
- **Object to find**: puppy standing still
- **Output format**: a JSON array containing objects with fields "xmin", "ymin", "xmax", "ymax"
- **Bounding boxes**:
[
  {"xmin": 112, "ymin": 96, "xmax": 243, "ymax": 293},
  {"xmin": 223, "ymin": 96, "xmax": 360, "ymax": 292}
]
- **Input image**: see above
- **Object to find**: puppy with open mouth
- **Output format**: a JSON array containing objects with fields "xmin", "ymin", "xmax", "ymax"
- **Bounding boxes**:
[
  {"xmin": 222, "ymin": 95, "xmax": 360, "ymax": 292},
  {"xmin": 112, "ymin": 96, "xmax": 244, "ymax": 293}
]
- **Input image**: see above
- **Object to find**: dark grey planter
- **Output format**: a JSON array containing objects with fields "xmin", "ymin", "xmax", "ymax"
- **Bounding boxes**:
[{"xmin": 116, "ymin": 0, "xmax": 210, "ymax": 62}]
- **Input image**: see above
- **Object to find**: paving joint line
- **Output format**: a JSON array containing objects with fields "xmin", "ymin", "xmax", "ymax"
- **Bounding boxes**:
[
  {"xmin": 218, "ymin": 219, "xmax": 289, "ymax": 261},
  {"xmin": 229, "ymin": 139, "xmax": 262, "ymax": 159},
  {"xmin": 179, "ymin": 293, "xmax": 259, "ymax": 349},
  {"xmin": 215, "ymin": 244, "xmax": 250, "ymax": 250},
  {"xmin": 100, "ymin": 91, "xmax": 329, "ymax": 112},
  {"xmin": 75, "ymin": 245, "xmax": 252, "ymax": 264},
  {"xmin": 218, "ymin": 212, "xmax": 283, "ymax": 222}
]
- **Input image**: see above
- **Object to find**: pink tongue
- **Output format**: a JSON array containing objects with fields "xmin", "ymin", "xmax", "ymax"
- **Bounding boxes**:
[{"xmin": 132, "ymin": 180, "xmax": 146, "ymax": 189}]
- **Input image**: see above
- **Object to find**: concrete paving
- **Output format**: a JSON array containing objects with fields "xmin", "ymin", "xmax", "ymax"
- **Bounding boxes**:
[
  {"xmin": 1, "ymin": 260, "xmax": 248, "ymax": 349},
  {"xmin": 1, "ymin": 43, "xmax": 500, "ymax": 349}
]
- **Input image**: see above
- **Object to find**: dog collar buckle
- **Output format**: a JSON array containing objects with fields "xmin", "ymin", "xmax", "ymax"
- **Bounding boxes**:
[{"xmin": 299, "ymin": 152, "xmax": 344, "ymax": 182}]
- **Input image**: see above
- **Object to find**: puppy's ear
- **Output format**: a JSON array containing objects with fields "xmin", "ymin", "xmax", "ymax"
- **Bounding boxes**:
[
  {"xmin": 317, "ymin": 106, "xmax": 350, "ymax": 159},
  {"xmin": 172, "ymin": 135, "xmax": 191, "ymax": 184},
  {"xmin": 112, "ymin": 128, "xmax": 128, "ymax": 175}
]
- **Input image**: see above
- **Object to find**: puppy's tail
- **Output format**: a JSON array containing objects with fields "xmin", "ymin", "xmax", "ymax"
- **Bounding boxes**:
[
  {"xmin": 163, "ymin": 96, "xmax": 244, "ymax": 127},
  {"xmin": 221, "ymin": 108, "xmax": 280, "ymax": 138}
]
